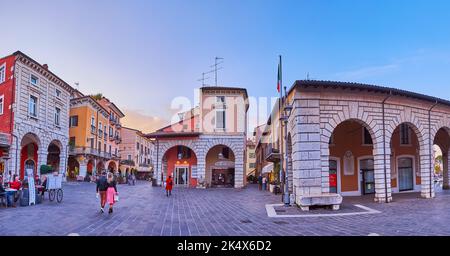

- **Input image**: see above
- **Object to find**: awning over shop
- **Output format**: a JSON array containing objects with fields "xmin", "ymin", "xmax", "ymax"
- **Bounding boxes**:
[{"xmin": 262, "ymin": 163, "xmax": 274, "ymax": 174}]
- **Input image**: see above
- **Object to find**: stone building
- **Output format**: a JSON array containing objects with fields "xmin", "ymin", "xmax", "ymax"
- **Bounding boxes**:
[
  {"xmin": 279, "ymin": 80, "xmax": 450, "ymax": 210},
  {"xmin": 0, "ymin": 51, "xmax": 76, "ymax": 180},
  {"xmin": 119, "ymin": 126, "xmax": 154, "ymax": 178},
  {"xmin": 147, "ymin": 86, "xmax": 249, "ymax": 188}
]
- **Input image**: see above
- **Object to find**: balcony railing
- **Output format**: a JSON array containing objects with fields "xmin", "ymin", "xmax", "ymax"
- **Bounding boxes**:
[
  {"xmin": 68, "ymin": 146, "xmax": 112, "ymax": 160},
  {"xmin": 265, "ymin": 144, "xmax": 281, "ymax": 163},
  {"xmin": 90, "ymin": 126, "xmax": 96, "ymax": 134}
]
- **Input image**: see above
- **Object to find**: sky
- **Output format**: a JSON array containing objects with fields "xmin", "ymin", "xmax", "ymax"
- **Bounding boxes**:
[{"xmin": 2, "ymin": 0, "xmax": 450, "ymax": 134}]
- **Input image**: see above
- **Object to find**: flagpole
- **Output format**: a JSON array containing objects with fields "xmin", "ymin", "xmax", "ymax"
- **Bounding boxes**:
[{"xmin": 278, "ymin": 55, "xmax": 285, "ymax": 202}]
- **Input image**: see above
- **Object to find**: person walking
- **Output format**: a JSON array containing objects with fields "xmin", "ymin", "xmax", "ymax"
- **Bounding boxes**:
[
  {"xmin": 165, "ymin": 175, "xmax": 173, "ymax": 197},
  {"xmin": 105, "ymin": 172, "xmax": 118, "ymax": 214},
  {"xmin": 96, "ymin": 171, "xmax": 108, "ymax": 213},
  {"xmin": 262, "ymin": 176, "xmax": 267, "ymax": 191},
  {"xmin": 258, "ymin": 174, "xmax": 263, "ymax": 190}
]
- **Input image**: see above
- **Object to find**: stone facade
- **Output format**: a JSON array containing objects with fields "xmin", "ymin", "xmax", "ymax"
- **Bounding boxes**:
[
  {"xmin": 286, "ymin": 80, "xmax": 450, "ymax": 207},
  {"xmin": 153, "ymin": 134, "xmax": 245, "ymax": 188},
  {"xmin": 9, "ymin": 52, "xmax": 74, "ymax": 177}
]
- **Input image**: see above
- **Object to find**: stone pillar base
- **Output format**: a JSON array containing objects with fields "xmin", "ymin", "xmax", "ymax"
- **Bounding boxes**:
[
  {"xmin": 374, "ymin": 196, "xmax": 393, "ymax": 203},
  {"xmin": 421, "ymin": 192, "xmax": 435, "ymax": 199},
  {"xmin": 296, "ymin": 193, "xmax": 343, "ymax": 211}
]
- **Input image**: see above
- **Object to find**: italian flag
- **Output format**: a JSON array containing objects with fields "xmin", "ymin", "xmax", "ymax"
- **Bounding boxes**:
[{"xmin": 277, "ymin": 56, "xmax": 282, "ymax": 93}]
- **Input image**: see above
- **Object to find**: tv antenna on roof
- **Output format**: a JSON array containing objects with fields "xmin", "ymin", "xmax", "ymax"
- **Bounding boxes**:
[
  {"xmin": 197, "ymin": 72, "xmax": 210, "ymax": 86},
  {"xmin": 210, "ymin": 57, "xmax": 224, "ymax": 86},
  {"xmin": 74, "ymin": 82, "xmax": 80, "ymax": 90}
]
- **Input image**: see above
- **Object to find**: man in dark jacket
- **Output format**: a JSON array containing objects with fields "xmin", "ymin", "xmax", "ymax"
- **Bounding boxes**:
[{"xmin": 96, "ymin": 171, "xmax": 108, "ymax": 213}]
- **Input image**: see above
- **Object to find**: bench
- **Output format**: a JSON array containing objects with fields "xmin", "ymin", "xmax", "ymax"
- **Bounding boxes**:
[{"xmin": 297, "ymin": 193, "xmax": 343, "ymax": 211}]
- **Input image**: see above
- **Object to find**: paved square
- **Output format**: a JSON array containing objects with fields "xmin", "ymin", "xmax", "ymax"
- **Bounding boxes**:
[{"xmin": 1, "ymin": 181, "xmax": 450, "ymax": 236}]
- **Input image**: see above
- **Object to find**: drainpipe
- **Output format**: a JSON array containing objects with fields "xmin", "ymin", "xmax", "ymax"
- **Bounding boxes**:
[
  {"xmin": 156, "ymin": 135, "xmax": 160, "ymax": 186},
  {"xmin": 12, "ymin": 134, "xmax": 18, "ymax": 177},
  {"xmin": 382, "ymin": 91, "xmax": 392, "ymax": 203},
  {"xmin": 428, "ymin": 101, "xmax": 438, "ymax": 199}
]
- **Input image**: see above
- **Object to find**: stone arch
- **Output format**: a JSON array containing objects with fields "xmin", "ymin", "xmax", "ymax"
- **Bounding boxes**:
[
  {"xmin": 432, "ymin": 126, "xmax": 450, "ymax": 190},
  {"xmin": 323, "ymin": 117, "xmax": 382, "ymax": 199},
  {"xmin": 205, "ymin": 144, "xmax": 236, "ymax": 188},
  {"xmin": 389, "ymin": 120, "xmax": 432, "ymax": 198},
  {"xmin": 387, "ymin": 117, "xmax": 427, "ymax": 150},
  {"xmin": 19, "ymin": 132, "xmax": 41, "ymax": 179},
  {"xmin": 46, "ymin": 139, "xmax": 62, "ymax": 173}
]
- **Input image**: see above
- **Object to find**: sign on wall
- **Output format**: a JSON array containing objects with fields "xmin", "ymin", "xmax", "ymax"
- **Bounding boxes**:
[{"xmin": 343, "ymin": 151, "xmax": 354, "ymax": 176}]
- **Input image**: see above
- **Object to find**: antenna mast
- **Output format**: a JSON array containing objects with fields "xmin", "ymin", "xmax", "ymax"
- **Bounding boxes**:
[{"xmin": 210, "ymin": 57, "xmax": 224, "ymax": 86}]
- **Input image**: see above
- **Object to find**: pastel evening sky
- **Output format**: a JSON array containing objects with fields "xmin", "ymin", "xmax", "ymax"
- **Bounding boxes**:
[{"xmin": 1, "ymin": 0, "xmax": 450, "ymax": 133}]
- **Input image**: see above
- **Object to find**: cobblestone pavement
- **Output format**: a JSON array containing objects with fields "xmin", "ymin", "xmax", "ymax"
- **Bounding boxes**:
[{"xmin": 1, "ymin": 181, "xmax": 450, "ymax": 236}]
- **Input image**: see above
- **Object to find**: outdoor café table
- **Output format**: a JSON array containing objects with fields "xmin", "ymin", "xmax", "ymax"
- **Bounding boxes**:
[{"xmin": 5, "ymin": 188, "xmax": 17, "ymax": 207}]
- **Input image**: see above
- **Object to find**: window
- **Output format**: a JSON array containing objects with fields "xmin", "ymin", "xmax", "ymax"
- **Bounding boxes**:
[
  {"xmin": 177, "ymin": 146, "xmax": 191, "ymax": 159},
  {"xmin": 55, "ymin": 89, "xmax": 61, "ymax": 98},
  {"xmin": 400, "ymin": 124, "xmax": 410, "ymax": 145},
  {"xmin": 222, "ymin": 147, "xmax": 229, "ymax": 159},
  {"xmin": 249, "ymin": 163, "xmax": 256, "ymax": 168},
  {"xmin": 91, "ymin": 117, "xmax": 96, "ymax": 133},
  {"xmin": 69, "ymin": 116, "xmax": 78, "ymax": 127},
  {"xmin": 0, "ymin": 95, "xmax": 3, "ymax": 115},
  {"xmin": 362, "ymin": 127, "xmax": 373, "ymax": 145},
  {"xmin": 136, "ymin": 142, "xmax": 140, "ymax": 150},
  {"xmin": 115, "ymin": 148, "xmax": 118, "ymax": 156},
  {"xmin": 109, "ymin": 145, "xmax": 112, "ymax": 154},
  {"xmin": 216, "ymin": 110, "xmax": 225, "ymax": 129},
  {"xmin": 216, "ymin": 96, "xmax": 225, "ymax": 103},
  {"xmin": 249, "ymin": 152, "xmax": 255, "ymax": 158},
  {"xmin": 127, "ymin": 154, "xmax": 131, "ymax": 160},
  {"xmin": 98, "ymin": 122, "xmax": 103, "ymax": 136},
  {"xmin": 0, "ymin": 63, "xmax": 5, "ymax": 83},
  {"xmin": 109, "ymin": 127, "xmax": 113, "ymax": 137},
  {"xmin": 30, "ymin": 74, "xmax": 39, "ymax": 86},
  {"xmin": 29, "ymin": 95, "xmax": 38, "ymax": 117},
  {"xmin": 54, "ymin": 107, "xmax": 61, "ymax": 126},
  {"xmin": 98, "ymin": 142, "xmax": 101, "ymax": 152},
  {"xmin": 90, "ymin": 138, "xmax": 94, "ymax": 148},
  {"xmin": 104, "ymin": 144, "xmax": 107, "ymax": 153}
]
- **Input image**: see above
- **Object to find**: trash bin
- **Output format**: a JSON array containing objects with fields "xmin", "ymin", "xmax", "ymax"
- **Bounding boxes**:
[
  {"xmin": 152, "ymin": 178, "xmax": 157, "ymax": 187},
  {"xmin": 20, "ymin": 189, "xmax": 29, "ymax": 206},
  {"xmin": 35, "ymin": 189, "xmax": 42, "ymax": 204}
]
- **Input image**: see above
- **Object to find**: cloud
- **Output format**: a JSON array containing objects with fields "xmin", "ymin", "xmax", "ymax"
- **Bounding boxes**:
[
  {"xmin": 334, "ymin": 63, "xmax": 399, "ymax": 80},
  {"xmin": 121, "ymin": 109, "xmax": 169, "ymax": 133}
]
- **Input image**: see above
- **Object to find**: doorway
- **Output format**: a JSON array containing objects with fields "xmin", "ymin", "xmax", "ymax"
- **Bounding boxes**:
[
  {"xmin": 360, "ymin": 158, "xmax": 375, "ymax": 195},
  {"xmin": 174, "ymin": 166, "xmax": 189, "ymax": 186},
  {"xmin": 398, "ymin": 157, "xmax": 414, "ymax": 191}
]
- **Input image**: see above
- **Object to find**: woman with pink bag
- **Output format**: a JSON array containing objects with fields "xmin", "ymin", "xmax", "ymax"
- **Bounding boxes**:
[{"xmin": 106, "ymin": 172, "xmax": 118, "ymax": 214}]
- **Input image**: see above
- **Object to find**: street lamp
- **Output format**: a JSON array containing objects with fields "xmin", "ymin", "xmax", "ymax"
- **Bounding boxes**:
[{"xmin": 280, "ymin": 89, "xmax": 293, "ymax": 206}]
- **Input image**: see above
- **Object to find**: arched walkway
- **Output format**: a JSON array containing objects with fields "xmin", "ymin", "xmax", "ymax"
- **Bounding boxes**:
[
  {"xmin": 47, "ymin": 140, "xmax": 62, "ymax": 173},
  {"xmin": 205, "ymin": 144, "xmax": 235, "ymax": 188},
  {"xmin": 161, "ymin": 145, "xmax": 197, "ymax": 187},
  {"xmin": 20, "ymin": 133, "xmax": 40, "ymax": 179}
]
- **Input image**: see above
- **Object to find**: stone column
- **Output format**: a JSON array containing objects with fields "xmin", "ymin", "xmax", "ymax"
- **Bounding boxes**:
[
  {"xmin": 38, "ymin": 148, "xmax": 47, "ymax": 176},
  {"xmin": 234, "ymin": 150, "xmax": 245, "ymax": 188},
  {"xmin": 78, "ymin": 158, "xmax": 88, "ymax": 178},
  {"xmin": 420, "ymin": 145, "xmax": 435, "ymax": 198},
  {"xmin": 293, "ymin": 99, "xmax": 323, "ymax": 203},
  {"xmin": 373, "ymin": 143, "xmax": 393, "ymax": 202},
  {"xmin": 9, "ymin": 135, "xmax": 19, "ymax": 177},
  {"xmin": 443, "ymin": 151, "xmax": 450, "ymax": 189}
]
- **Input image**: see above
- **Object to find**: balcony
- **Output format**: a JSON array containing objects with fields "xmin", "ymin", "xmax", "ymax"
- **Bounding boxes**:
[
  {"xmin": 90, "ymin": 126, "xmax": 96, "ymax": 135},
  {"xmin": 114, "ymin": 135, "xmax": 122, "ymax": 144},
  {"xmin": 68, "ymin": 146, "xmax": 112, "ymax": 160},
  {"xmin": 120, "ymin": 159, "xmax": 135, "ymax": 166},
  {"xmin": 265, "ymin": 144, "xmax": 281, "ymax": 163},
  {"xmin": 0, "ymin": 132, "xmax": 11, "ymax": 147}
]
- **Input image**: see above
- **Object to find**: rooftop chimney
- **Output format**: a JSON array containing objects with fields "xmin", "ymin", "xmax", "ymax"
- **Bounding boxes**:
[{"xmin": 43, "ymin": 64, "xmax": 48, "ymax": 70}]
